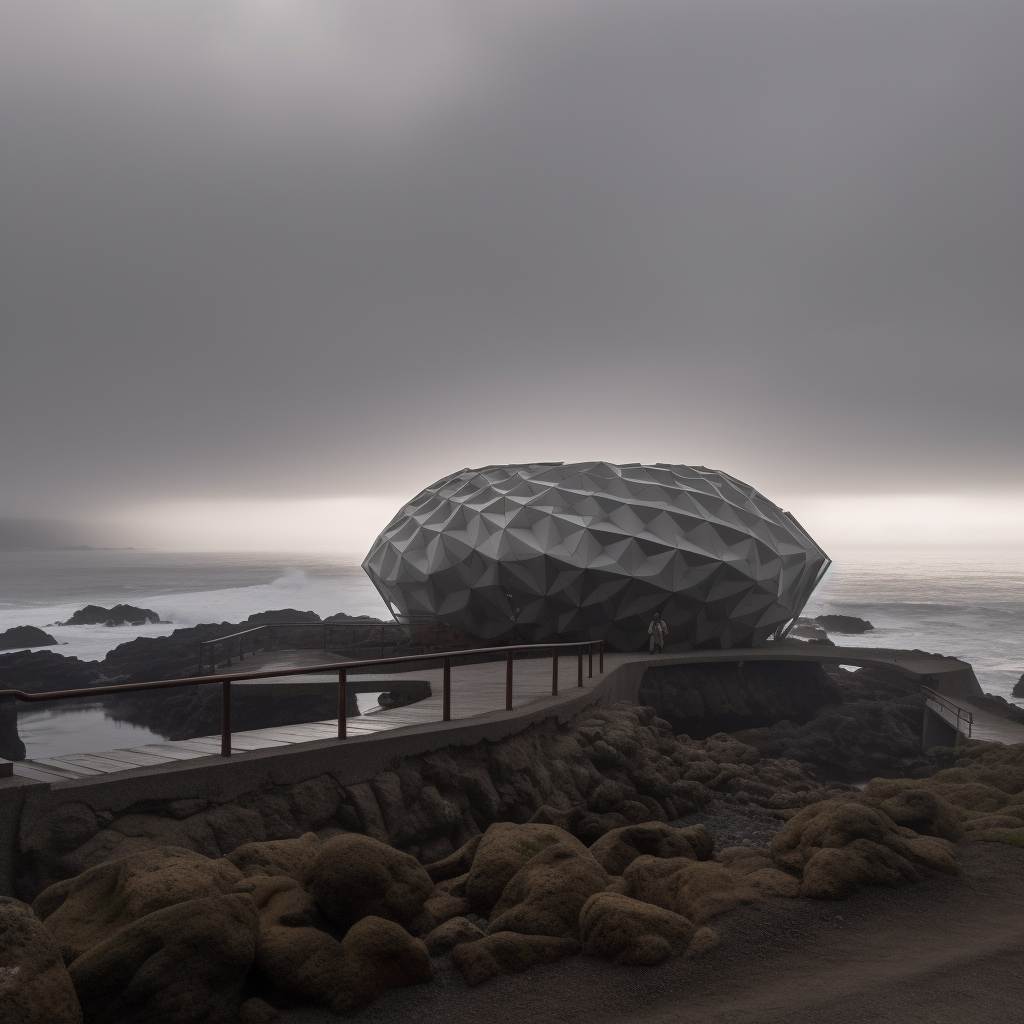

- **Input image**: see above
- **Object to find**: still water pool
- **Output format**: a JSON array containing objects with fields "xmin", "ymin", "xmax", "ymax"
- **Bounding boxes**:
[{"xmin": 16, "ymin": 692, "xmax": 386, "ymax": 761}]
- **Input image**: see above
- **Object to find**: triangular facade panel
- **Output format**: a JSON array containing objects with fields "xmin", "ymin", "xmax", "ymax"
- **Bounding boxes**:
[{"xmin": 362, "ymin": 462, "xmax": 829, "ymax": 650}]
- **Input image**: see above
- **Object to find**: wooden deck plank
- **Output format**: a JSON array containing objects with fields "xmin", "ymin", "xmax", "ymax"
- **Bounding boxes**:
[
  {"xmin": 218, "ymin": 735, "xmax": 296, "ymax": 750},
  {"xmin": 123, "ymin": 745, "xmax": 208, "ymax": 760},
  {"xmin": 50, "ymin": 753, "xmax": 170, "ymax": 773},
  {"xmin": 156, "ymin": 740, "xmax": 231, "ymax": 754},
  {"xmin": 19, "ymin": 759, "xmax": 93, "ymax": 779},
  {"xmin": 239, "ymin": 726, "xmax": 337, "ymax": 742},
  {"xmin": 13, "ymin": 661, "xmax": 603, "ymax": 779},
  {"xmin": 69, "ymin": 749, "xmax": 175, "ymax": 768},
  {"xmin": 13, "ymin": 764, "xmax": 72, "ymax": 782}
]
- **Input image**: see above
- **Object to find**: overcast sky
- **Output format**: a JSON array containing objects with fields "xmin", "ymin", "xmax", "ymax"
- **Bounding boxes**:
[{"xmin": 1, "ymin": 1, "xmax": 1021, "ymax": 549}]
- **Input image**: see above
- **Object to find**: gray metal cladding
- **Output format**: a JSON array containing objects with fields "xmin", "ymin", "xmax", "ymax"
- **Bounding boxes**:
[{"xmin": 362, "ymin": 462, "xmax": 830, "ymax": 651}]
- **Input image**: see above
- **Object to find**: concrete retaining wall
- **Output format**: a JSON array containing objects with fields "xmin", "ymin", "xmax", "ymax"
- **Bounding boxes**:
[{"xmin": 0, "ymin": 658, "xmax": 648, "ymax": 897}]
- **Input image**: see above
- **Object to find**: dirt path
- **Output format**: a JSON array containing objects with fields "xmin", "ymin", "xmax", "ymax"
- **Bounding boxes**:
[{"xmin": 280, "ymin": 842, "xmax": 1024, "ymax": 1024}]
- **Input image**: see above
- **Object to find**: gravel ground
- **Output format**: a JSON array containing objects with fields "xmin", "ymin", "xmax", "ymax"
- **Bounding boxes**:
[
  {"xmin": 671, "ymin": 801, "xmax": 788, "ymax": 849},
  {"xmin": 280, "ymin": 837, "xmax": 1024, "ymax": 1024}
]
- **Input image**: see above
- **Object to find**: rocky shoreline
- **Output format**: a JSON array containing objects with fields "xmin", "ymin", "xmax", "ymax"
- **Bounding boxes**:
[
  {"xmin": 6, "ymin": 618, "xmax": 1024, "ymax": 1021},
  {"xmin": 0, "ymin": 609, "xmax": 411, "ymax": 760},
  {"xmin": 5, "ymin": 690, "xmax": 1024, "ymax": 1023}
]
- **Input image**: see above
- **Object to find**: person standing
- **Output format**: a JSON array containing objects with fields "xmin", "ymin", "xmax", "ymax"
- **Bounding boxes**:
[{"xmin": 648, "ymin": 612, "xmax": 668, "ymax": 653}]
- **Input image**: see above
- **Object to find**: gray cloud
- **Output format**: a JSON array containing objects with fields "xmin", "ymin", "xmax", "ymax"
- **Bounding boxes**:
[{"xmin": 1, "ymin": 0, "xmax": 1021, "ymax": 518}]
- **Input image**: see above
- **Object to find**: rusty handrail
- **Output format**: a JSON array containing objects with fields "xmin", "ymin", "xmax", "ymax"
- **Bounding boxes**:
[{"xmin": 0, "ymin": 640, "xmax": 606, "ymax": 759}]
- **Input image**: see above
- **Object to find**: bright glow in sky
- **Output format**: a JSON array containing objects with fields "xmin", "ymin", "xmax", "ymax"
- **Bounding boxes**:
[
  {"xmin": 108, "ymin": 490, "xmax": 1024, "ymax": 553},
  {"xmin": 113, "ymin": 496, "xmax": 408, "ymax": 553}
]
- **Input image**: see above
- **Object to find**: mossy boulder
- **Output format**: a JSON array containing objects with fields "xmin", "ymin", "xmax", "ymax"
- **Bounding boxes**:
[
  {"xmin": 33, "ymin": 846, "xmax": 245, "ymax": 965},
  {"xmin": 0, "ymin": 896, "xmax": 82, "ymax": 1024},
  {"xmin": 615, "ymin": 855, "xmax": 798, "ymax": 924},
  {"xmin": 466, "ymin": 822, "xmax": 588, "ymax": 914},
  {"xmin": 486, "ymin": 844, "xmax": 611, "ymax": 940},
  {"xmin": 579, "ymin": 891, "xmax": 696, "ymax": 965},
  {"xmin": 588, "ymin": 822, "xmax": 713, "ymax": 876},
  {"xmin": 309, "ymin": 833, "xmax": 433, "ymax": 932},
  {"xmin": 66, "ymin": 893, "xmax": 258, "ymax": 1024},
  {"xmin": 227, "ymin": 832, "xmax": 324, "ymax": 887}
]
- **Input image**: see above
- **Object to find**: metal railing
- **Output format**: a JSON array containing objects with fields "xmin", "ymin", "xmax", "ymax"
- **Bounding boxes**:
[
  {"xmin": 1, "ymin": 640, "xmax": 605, "ymax": 760},
  {"xmin": 198, "ymin": 621, "xmax": 416, "ymax": 675},
  {"xmin": 922, "ymin": 685, "xmax": 973, "ymax": 738}
]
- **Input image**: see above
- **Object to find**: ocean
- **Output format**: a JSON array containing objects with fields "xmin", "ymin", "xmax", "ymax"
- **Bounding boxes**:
[
  {"xmin": 2, "ymin": 548, "xmax": 1022, "ymax": 758},
  {"xmin": 0, "ymin": 550, "xmax": 391, "ymax": 664}
]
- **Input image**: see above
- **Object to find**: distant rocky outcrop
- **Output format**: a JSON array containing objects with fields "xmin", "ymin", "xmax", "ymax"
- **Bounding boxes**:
[
  {"xmin": 790, "ymin": 615, "xmax": 873, "ymax": 639},
  {"xmin": 244, "ymin": 609, "xmax": 321, "ymax": 625},
  {"xmin": 812, "ymin": 614, "xmax": 873, "ymax": 634},
  {"xmin": 324, "ymin": 612, "xmax": 385, "ymax": 624},
  {"xmin": 0, "ymin": 626, "xmax": 58, "ymax": 651},
  {"xmin": 788, "ymin": 623, "xmax": 830, "ymax": 641},
  {"xmin": 1012, "ymin": 673, "xmax": 1024, "ymax": 698},
  {"xmin": 58, "ymin": 605, "xmax": 162, "ymax": 627}
]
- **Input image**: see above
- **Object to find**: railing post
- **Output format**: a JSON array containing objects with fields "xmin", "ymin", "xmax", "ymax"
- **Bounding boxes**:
[
  {"xmin": 221, "ymin": 680, "xmax": 231, "ymax": 757},
  {"xmin": 552, "ymin": 647, "xmax": 558, "ymax": 696},
  {"xmin": 588, "ymin": 643, "xmax": 593, "ymax": 678},
  {"xmin": 600, "ymin": 641, "xmax": 604, "ymax": 673},
  {"xmin": 443, "ymin": 658, "xmax": 451, "ymax": 721},
  {"xmin": 578, "ymin": 645, "xmax": 583, "ymax": 687},
  {"xmin": 381, "ymin": 626, "xmax": 385, "ymax": 660},
  {"xmin": 338, "ymin": 667, "xmax": 347, "ymax": 739},
  {"xmin": 506, "ymin": 650, "xmax": 513, "ymax": 710}
]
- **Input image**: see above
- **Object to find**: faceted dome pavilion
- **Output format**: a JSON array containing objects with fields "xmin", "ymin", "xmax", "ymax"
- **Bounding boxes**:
[{"xmin": 362, "ymin": 462, "xmax": 830, "ymax": 651}]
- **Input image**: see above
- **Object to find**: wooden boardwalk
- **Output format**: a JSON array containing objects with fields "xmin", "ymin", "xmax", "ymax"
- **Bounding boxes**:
[
  {"xmin": 12, "ymin": 643, "xmax": 1022, "ymax": 784},
  {"xmin": 12, "ymin": 650, "xmax": 604, "ymax": 783}
]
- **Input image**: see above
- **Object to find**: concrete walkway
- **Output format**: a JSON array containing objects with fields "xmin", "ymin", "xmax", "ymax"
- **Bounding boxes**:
[
  {"xmin": 954, "ymin": 700, "xmax": 1024, "ymax": 744},
  {"xmin": 9, "ymin": 641, "xmax": 1015, "ymax": 784}
]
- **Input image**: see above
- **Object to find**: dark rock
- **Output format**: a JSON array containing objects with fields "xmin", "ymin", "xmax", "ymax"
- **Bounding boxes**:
[
  {"xmin": 0, "ymin": 702, "xmax": 25, "ymax": 760},
  {"xmin": 102, "ymin": 622, "xmax": 250, "ymax": 683},
  {"xmin": 1012, "ymin": 674, "xmax": 1024, "ymax": 698},
  {"xmin": 244, "ymin": 609, "xmax": 321, "ymax": 625},
  {"xmin": 0, "ymin": 625, "xmax": 58, "ymax": 651},
  {"xmin": 323, "ymin": 612, "xmax": 385, "ymax": 624},
  {"xmin": 377, "ymin": 680, "xmax": 432, "ymax": 709},
  {"xmin": 59, "ymin": 604, "xmax": 162, "ymax": 626},
  {"xmin": 0, "ymin": 650, "xmax": 103, "ymax": 694},
  {"xmin": 730, "ymin": 665, "xmax": 933, "ymax": 782},
  {"xmin": 813, "ymin": 614, "xmax": 873, "ymax": 633},
  {"xmin": 108, "ymin": 685, "xmax": 345, "ymax": 742},
  {"xmin": 637, "ymin": 661, "xmax": 842, "ymax": 738},
  {"xmin": 788, "ymin": 624, "xmax": 830, "ymax": 641}
]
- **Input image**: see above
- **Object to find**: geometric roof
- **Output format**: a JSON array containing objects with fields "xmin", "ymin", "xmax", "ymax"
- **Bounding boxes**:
[{"xmin": 362, "ymin": 462, "xmax": 830, "ymax": 651}]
